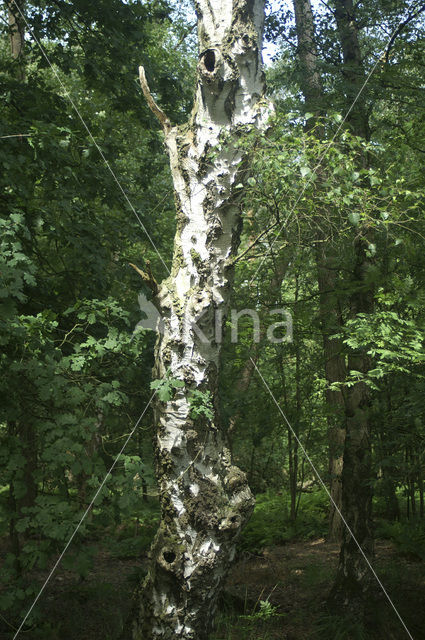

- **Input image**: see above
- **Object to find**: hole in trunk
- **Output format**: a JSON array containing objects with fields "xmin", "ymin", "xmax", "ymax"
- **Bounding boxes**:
[
  {"xmin": 163, "ymin": 550, "xmax": 176, "ymax": 564},
  {"xmin": 203, "ymin": 49, "xmax": 216, "ymax": 72}
]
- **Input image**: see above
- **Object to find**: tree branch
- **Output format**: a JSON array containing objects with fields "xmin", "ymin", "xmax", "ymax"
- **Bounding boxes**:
[
  {"xmin": 385, "ymin": 2, "xmax": 425, "ymax": 63},
  {"xmin": 0, "ymin": 133, "xmax": 30, "ymax": 138},
  {"xmin": 129, "ymin": 260, "xmax": 159, "ymax": 295},
  {"xmin": 176, "ymin": 22, "xmax": 196, "ymax": 48},
  {"xmin": 232, "ymin": 221, "xmax": 279, "ymax": 264},
  {"xmin": 139, "ymin": 66, "xmax": 171, "ymax": 133}
]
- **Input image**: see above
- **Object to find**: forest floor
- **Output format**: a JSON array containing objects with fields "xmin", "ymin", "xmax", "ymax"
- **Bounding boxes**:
[{"xmin": 1, "ymin": 539, "xmax": 424, "ymax": 640}]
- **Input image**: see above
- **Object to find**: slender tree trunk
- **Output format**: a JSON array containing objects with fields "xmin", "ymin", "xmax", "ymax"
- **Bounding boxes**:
[
  {"xmin": 418, "ymin": 449, "xmax": 424, "ymax": 519},
  {"xmin": 289, "ymin": 273, "xmax": 301, "ymax": 522},
  {"xmin": 20, "ymin": 421, "xmax": 38, "ymax": 510},
  {"xmin": 8, "ymin": 0, "xmax": 24, "ymax": 58},
  {"xmin": 334, "ymin": 0, "xmax": 370, "ymax": 140},
  {"xmin": 133, "ymin": 2, "xmax": 267, "ymax": 638},
  {"xmin": 408, "ymin": 447, "xmax": 416, "ymax": 517},
  {"xmin": 7, "ymin": 422, "xmax": 22, "ymax": 576},
  {"xmin": 316, "ymin": 247, "xmax": 347, "ymax": 541},
  {"xmin": 227, "ymin": 254, "xmax": 289, "ymax": 444},
  {"xmin": 6, "ymin": 0, "xmax": 34, "ymax": 572},
  {"xmin": 329, "ymin": 236, "xmax": 375, "ymax": 612},
  {"xmin": 292, "ymin": 0, "xmax": 347, "ymax": 541},
  {"xmin": 329, "ymin": 0, "xmax": 377, "ymax": 613},
  {"xmin": 7, "ymin": 0, "xmax": 26, "ymax": 80},
  {"xmin": 379, "ymin": 384, "xmax": 400, "ymax": 521}
]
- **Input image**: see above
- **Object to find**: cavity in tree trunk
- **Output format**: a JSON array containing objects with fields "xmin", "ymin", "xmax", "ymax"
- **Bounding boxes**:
[{"xmin": 133, "ymin": 2, "xmax": 267, "ymax": 638}]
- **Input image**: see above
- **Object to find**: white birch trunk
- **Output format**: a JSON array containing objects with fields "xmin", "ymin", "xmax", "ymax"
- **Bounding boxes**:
[{"xmin": 133, "ymin": 1, "xmax": 267, "ymax": 638}]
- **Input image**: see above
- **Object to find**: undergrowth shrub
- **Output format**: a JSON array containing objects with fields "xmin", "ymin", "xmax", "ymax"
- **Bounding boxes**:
[
  {"xmin": 375, "ymin": 519, "xmax": 425, "ymax": 561},
  {"xmin": 239, "ymin": 489, "xmax": 328, "ymax": 553}
]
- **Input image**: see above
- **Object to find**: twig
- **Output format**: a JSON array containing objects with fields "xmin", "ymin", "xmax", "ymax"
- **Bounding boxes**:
[
  {"xmin": 233, "ymin": 221, "xmax": 279, "ymax": 264},
  {"xmin": 0, "ymin": 133, "xmax": 31, "ymax": 139},
  {"xmin": 175, "ymin": 22, "xmax": 196, "ymax": 48},
  {"xmin": 139, "ymin": 66, "xmax": 171, "ymax": 133}
]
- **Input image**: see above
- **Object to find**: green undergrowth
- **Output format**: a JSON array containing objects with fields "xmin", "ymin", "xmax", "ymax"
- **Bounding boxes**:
[
  {"xmin": 212, "ymin": 598, "xmax": 285, "ymax": 640},
  {"xmin": 375, "ymin": 518, "xmax": 425, "ymax": 561},
  {"xmin": 238, "ymin": 489, "xmax": 328, "ymax": 553}
]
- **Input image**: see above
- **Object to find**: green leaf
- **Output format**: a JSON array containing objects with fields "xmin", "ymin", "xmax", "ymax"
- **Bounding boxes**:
[{"xmin": 348, "ymin": 211, "xmax": 360, "ymax": 226}]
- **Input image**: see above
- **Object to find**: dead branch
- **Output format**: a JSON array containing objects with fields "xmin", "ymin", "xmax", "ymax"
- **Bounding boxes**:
[
  {"xmin": 129, "ymin": 260, "xmax": 159, "ymax": 296},
  {"xmin": 139, "ymin": 66, "xmax": 171, "ymax": 133}
]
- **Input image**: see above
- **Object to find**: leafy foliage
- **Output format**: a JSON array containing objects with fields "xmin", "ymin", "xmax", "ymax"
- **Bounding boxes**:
[
  {"xmin": 188, "ymin": 389, "xmax": 214, "ymax": 421},
  {"xmin": 150, "ymin": 369, "xmax": 185, "ymax": 402}
]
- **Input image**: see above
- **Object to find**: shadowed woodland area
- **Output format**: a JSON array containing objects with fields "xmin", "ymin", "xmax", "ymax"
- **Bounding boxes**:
[{"xmin": 1, "ymin": 0, "xmax": 425, "ymax": 638}]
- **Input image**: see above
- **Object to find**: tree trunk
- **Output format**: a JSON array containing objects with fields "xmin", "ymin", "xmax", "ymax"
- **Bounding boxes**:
[
  {"xmin": 418, "ymin": 449, "xmax": 424, "ymax": 519},
  {"xmin": 227, "ymin": 253, "xmax": 289, "ymax": 444},
  {"xmin": 7, "ymin": 0, "xmax": 26, "ymax": 80},
  {"xmin": 329, "ymin": 237, "xmax": 375, "ymax": 612},
  {"xmin": 292, "ymin": 0, "xmax": 323, "ymax": 114},
  {"xmin": 334, "ymin": 0, "xmax": 370, "ymax": 140},
  {"xmin": 407, "ymin": 447, "xmax": 416, "ymax": 517},
  {"xmin": 290, "ymin": 272, "xmax": 301, "ymax": 522},
  {"xmin": 133, "ymin": 2, "xmax": 267, "ymax": 638},
  {"xmin": 329, "ymin": 0, "xmax": 376, "ymax": 612},
  {"xmin": 316, "ymin": 248, "xmax": 347, "ymax": 542},
  {"xmin": 379, "ymin": 385, "xmax": 400, "ymax": 521},
  {"xmin": 292, "ymin": 0, "xmax": 347, "ymax": 542}
]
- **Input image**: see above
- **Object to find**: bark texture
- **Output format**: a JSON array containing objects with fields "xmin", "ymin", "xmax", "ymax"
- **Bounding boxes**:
[{"xmin": 133, "ymin": 2, "xmax": 267, "ymax": 638}]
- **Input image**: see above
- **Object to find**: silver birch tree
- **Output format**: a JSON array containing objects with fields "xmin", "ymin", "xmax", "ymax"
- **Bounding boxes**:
[{"xmin": 133, "ymin": 1, "xmax": 267, "ymax": 638}]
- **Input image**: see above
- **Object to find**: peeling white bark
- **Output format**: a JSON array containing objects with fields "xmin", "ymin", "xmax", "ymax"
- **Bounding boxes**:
[{"xmin": 134, "ymin": 2, "xmax": 267, "ymax": 639}]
